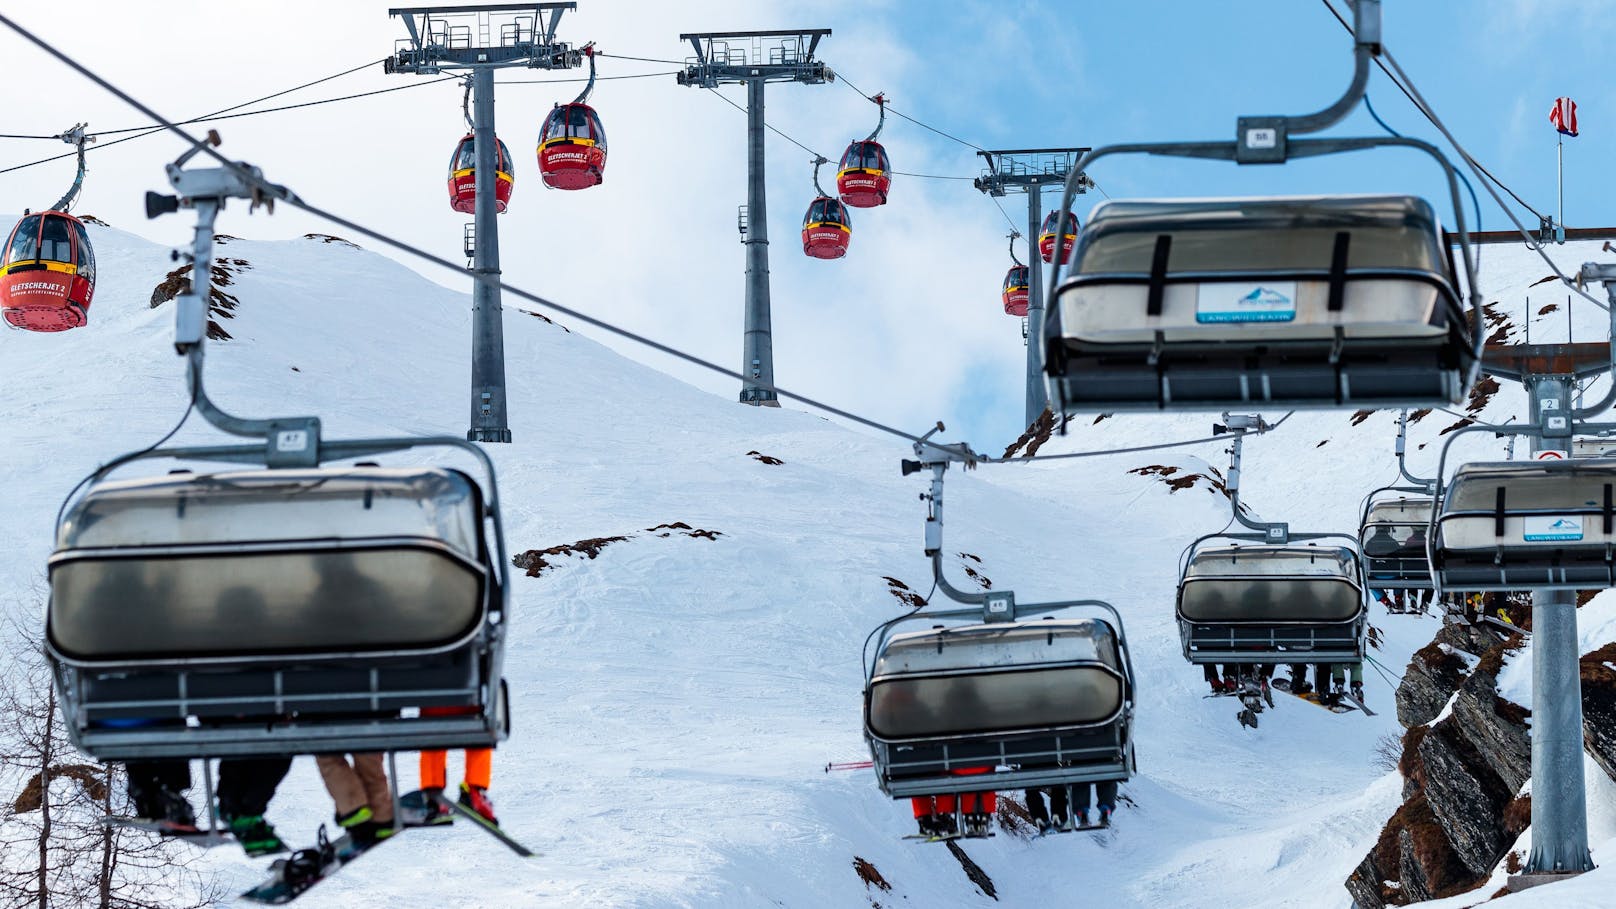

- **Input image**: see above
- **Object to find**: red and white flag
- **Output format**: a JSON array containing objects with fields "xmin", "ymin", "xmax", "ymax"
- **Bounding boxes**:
[{"xmin": 1550, "ymin": 96, "xmax": 1579, "ymax": 137}]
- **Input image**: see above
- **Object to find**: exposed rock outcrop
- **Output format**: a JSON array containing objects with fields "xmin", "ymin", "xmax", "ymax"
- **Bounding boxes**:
[{"xmin": 1348, "ymin": 619, "xmax": 1616, "ymax": 907}]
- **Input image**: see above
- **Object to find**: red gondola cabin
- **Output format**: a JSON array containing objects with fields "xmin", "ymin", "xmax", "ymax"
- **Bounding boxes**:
[
  {"xmin": 837, "ymin": 141, "xmax": 891, "ymax": 209},
  {"xmin": 1002, "ymin": 265, "xmax": 1030, "ymax": 316},
  {"xmin": 1039, "ymin": 210, "xmax": 1078, "ymax": 265},
  {"xmin": 1, "ymin": 210, "xmax": 96, "ymax": 332},
  {"xmin": 802, "ymin": 196, "xmax": 852, "ymax": 260},
  {"xmin": 538, "ymin": 103, "xmax": 607, "ymax": 191},
  {"xmin": 448, "ymin": 134, "xmax": 514, "ymax": 214}
]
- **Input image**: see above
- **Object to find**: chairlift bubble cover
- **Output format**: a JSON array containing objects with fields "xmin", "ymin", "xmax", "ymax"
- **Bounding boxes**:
[
  {"xmin": 49, "ymin": 468, "xmax": 487, "ymax": 660},
  {"xmin": 867, "ymin": 620, "xmax": 1124, "ymax": 741},
  {"xmin": 1435, "ymin": 460, "xmax": 1616, "ymax": 589},
  {"xmin": 1045, "ymin": 195, "xmax": 1473, "ymax": 411}
]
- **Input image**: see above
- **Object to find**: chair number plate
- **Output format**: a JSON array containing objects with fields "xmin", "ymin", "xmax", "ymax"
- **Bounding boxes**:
[
  {"xmin": 1245, "ymin": 128, "xmax": 1278, "ymax": 149},
  {"xmin": 274, "ymin": 429, "xmax": 310, "ymax": 452}
]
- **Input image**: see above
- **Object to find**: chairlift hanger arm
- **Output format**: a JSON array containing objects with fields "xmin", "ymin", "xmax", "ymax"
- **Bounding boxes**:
[
  {"xmin": 571, "ymin": 42, "xmax": 596, "ymax": 104},
  {"xmin": 1394, "ymin": 409, "xmax": 1440, "ymax": 489},
  {"xmin": 146, "ymin": 132, "xmax": 325, "ymax": 462},
  {"xmin": 49, "ymin": 123, "xmax": 93, "ymax": 212},
  {"xmin": 864, "ymin": 93, "xmax": 886, "ymax": 143},
  {"xmin": 1566, "ymin": 264, "xmax": 1616, "ymax": 420}
]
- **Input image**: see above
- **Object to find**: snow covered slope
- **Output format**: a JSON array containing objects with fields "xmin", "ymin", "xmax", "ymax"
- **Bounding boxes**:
[{"xmin": 3, "ymin": 219, "xmax": 1613, "ymax": 908}]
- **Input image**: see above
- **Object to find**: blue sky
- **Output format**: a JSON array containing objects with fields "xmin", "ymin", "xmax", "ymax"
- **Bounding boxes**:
[
  {"xmin": 2, "ymin": 0, "xmax": 1612, "ymax": 452},
  {"xmin": 808, "ymin": 0, "xmax": 1616, "ymax": 443}
]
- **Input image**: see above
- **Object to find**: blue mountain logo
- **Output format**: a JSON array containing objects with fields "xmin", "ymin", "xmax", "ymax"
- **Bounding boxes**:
[
  {"xmin": 1549, "ymin": 518, "xmax": 1580, "ymax": 531},
  {"xmin": 1240, "ymin": 287, "xmax": 1291, "ymax": 306}
]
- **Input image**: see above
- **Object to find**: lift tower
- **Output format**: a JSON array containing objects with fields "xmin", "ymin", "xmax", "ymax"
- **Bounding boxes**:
[
  {"xmin": 387, "ymin": 3, "xmax": 584, "ymax": 442},
  {"xmin": 1484, "ymin": 271, "xmax": 1616, "ymax": 888},
  {"xmin": 975, "ymin": 149, "xmax": 1091, "ymax": 428},
  {"xmin": 677, "ymin": 29, "xmax": 832, "ymax": 406}
]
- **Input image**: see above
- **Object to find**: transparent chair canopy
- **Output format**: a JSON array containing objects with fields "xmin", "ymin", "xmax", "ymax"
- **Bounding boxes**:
[
  {"xmin": 1073, "ymin": 195, "xmax": 1449, "ymax": 277},
  {"xmin": 1043, "ymin": 194, "xmax": 1472, "ymax": 411},
  {"xmin": 49, "ymin": 467, "xmax": 488, "ymax": 661},
  {"xmin": 867, "ymin": 620, "xmax": 1124, "ymax": 740},
  {"xmin": 1179, "ymin": 545, "xmax": 1363, "ymax": 623},
  {"xmin": 1438, "ymin": 461, "xmax": 1616, "ymax": 551}
]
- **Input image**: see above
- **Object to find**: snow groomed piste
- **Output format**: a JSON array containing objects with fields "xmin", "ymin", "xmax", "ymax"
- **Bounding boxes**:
[{"xmin": 5, "ymin": 0, "xmax": 1616, "ymax": 905}]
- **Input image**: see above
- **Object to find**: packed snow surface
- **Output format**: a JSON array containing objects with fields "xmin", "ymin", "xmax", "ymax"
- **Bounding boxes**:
[{"xmin": 3, "ymin": 220, "xmax": 1614, "ymax": 907}]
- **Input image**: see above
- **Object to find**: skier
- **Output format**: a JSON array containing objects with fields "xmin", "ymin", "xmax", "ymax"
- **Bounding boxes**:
[
  {"xmin": 419, "ymin": 739, "xmax": 496, "ymax": 824},
  {"xmin": 1324, "ymin": 663, "xmax": 1366, "ymax": 705},
  {"xmin": 909, "ymin": 766, "xmax": 995, "ymax": 837},
  {"xmin": 1286, "ymin": 663, "xmax": 1313, "ymax": 695},
  {"xmin": 1025, "ymin": 780, "xmax": 1118, "ymax": 832},
  {"xmin": 315, "ymin": 752, "xmax": 396, "ymax": 847},
  {"xmin": 125, "ymin": 758, "xmax": 291, "ymax": 856}
]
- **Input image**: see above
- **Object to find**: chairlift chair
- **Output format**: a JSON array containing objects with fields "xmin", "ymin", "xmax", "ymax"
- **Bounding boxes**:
[
  {"xmin": 1433, "ymin": 460, "xmax": 1616, "ymax": 590},
  {"xmin": 1359, "ymin": 488, "xmax": 1436, "ymax": 590},
  {"xmin": 1045, "ymin": 195, "xmax": 1475, "ymax": 412},
  {"xmin": 863, "ymin": 603, "xmax": 1136, "ymax": 799},
  {"xmin": 1177, "ymin": 537, "xmax": 1367, "ymax": 665},
  {"xmin": 48, "ymin": 450, "xmax": 511, "ymax": 761},
  {"xmin": 448, "ymin": 133, "xmax": 515, "ymax": 214}
]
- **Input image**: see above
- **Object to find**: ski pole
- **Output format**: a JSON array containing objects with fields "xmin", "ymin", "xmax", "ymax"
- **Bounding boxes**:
[{"xmin": 824, "ymin": 760, "xmax": 874, "ymax": 773}]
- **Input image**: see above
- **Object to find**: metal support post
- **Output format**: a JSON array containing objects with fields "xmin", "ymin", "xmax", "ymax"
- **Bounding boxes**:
[
  {"xmin": 1024, "ymin": 186, "xmax": 1047, "ymax": 426},
  {"xmin": 740, "ymin": 77, "xmax": 777, "ymax": 406},
  {"xmin": 387, "ymin": 4, "xmax": 583, "ymax": 441},
  {"xmin": 973, "ymin": 147, "xmax": 1089, "ymax": 430},
  {"xmin": 1522, "ymin": 375, "xmax": 1593, "ymax": 876},
  {"xmin": 1557, "ymin": 135, "xmax": 1566, "ymax": 245},
  {"xmin": 468, "ymin": 68, "xmax": 511, "ymax": 442},
  {"xmin": 675, "ymin": 29, "xmax": 831, "ymax": 406}
]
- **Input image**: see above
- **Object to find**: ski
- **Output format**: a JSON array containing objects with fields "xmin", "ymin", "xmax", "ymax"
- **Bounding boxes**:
[
  {"xmin": 1035, "ymin": 822, "xmax": 1109, "ymax": 836},
  {"xmin": 239, "ymin": 826, "xmax": 386, "ymax": 905},
  {"xmin": 1337, "ymin": 690, "xmax": 1377, "ymax": 716},
  {"xmin": 99, "ymin": 815, "xmax": 233, "ymax": 847},
  {"xmin": 434, "ymin": 791, "xmax": 537, "ymax": 857},
  {"xmin": 902, "ymin": 831, "xmax": 993, "ymax": 843}
]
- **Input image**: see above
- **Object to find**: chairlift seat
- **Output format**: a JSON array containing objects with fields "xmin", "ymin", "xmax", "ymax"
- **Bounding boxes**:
[
  {"xmin": 1360, "ymin": 495, "xmax": 1436, "ymax": 589},
  {"xmin": 1178, "ymin": 543, "xmax": 1366, "ymax": 663},
  {"xmin": 47, "ymin": 466, "xmax": 507, "ymax": 760},
  {"xmin": 1434, "ymin": 460, "xmax": 1616, "ymax": 590},
  {"xmin": 864, "ymin": 618, "xmax": 1133, "ymax": 798},
  {"xmin": 1045, "ymin": 195, "xmax": 1473, "ymax": 411}
]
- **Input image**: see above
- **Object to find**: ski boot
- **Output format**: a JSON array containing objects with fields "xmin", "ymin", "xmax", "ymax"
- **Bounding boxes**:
[
  {"xmin": 226, "ymin": 814, "xmax": 286, "ymax": 857},
  {"xmin": 963, "ymin": 813, "xmax": 991, "ymax": 837},
  {"xmin": 458, "ymin": 783, "xmax": 498, "ymax": 825},
  {"xmin": 412, "ymin": 787, "xmax": 454, "ymax": 826},
  {"xmin": 335, "ymin": 806, "xmax": 386, "ymax": 849},
  {"xmin": 1351, "ymin": 681, "xmax": 1365, "ymax": 705},
  {"xmin": 1098, "ymin": 804, "xmax": 1115, "ymax": 828},
  {"xmin": 131, "ymin": 784, "xmax": 195, "ymax": 826},
  {"xmin": 1074, "ymin": 809, "xmax": 1089, "ymax": 828},
  {"xmin": 1260, "ymin": 677, "xmax": 1275, "ymax": 708}
]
